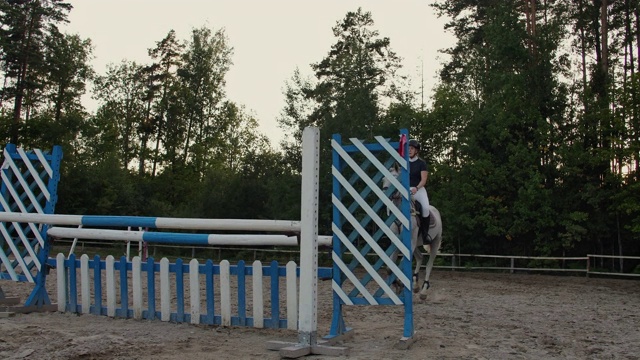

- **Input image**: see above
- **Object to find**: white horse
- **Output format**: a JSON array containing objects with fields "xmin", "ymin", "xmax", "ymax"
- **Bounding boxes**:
[{"xmin": 382, "ymin": 164, "xmax": 443, "ymax": 300}]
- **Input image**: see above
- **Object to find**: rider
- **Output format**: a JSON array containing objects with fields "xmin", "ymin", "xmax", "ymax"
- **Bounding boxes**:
[{"xmin": 408, "ymin": 139, "xmax": 431, "ymax": 244}]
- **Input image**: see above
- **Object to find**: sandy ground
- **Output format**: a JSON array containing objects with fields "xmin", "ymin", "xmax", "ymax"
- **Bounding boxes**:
[{"xmin": 1, "ymin": 270, "xmax": 639, "ymax": 360}]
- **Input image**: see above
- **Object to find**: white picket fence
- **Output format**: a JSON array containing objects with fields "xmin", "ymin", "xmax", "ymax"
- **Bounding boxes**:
[{"xmin": 52, "ymin": 253, "xmax": 332, "ymax": 329}]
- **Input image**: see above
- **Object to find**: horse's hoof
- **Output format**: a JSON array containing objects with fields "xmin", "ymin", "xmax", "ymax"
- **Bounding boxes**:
[{"xmin": 419, "ymin": 293, "xmax": 427, "ymax": 300}]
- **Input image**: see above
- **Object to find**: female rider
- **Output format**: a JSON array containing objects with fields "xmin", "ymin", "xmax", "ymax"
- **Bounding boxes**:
[{"xmin": 408, "ymin": 139, "xmax": 431, "ymax": 244}]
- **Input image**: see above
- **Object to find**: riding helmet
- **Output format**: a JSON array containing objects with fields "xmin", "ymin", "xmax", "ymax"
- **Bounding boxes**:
[{"xmin": 408, "ymin": 139, "xmax": 421, "ymax": 151}]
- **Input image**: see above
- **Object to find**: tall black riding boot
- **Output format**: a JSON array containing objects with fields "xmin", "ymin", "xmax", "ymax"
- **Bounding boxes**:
[{"xmin": 421, "ymin": 215, "xmax": 432, "ymax": 244}]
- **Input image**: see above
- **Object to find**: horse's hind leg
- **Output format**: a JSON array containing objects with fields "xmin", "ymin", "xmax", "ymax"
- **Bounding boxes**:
[{"xmin": 419, "ymin": 235, "xmax": 441, "ymax": 300}]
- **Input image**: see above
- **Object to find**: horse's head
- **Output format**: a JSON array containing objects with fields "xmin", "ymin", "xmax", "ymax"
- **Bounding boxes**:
[{"xmin": 382, "ymin": 162, "xmax": 402, "ymax": 203}]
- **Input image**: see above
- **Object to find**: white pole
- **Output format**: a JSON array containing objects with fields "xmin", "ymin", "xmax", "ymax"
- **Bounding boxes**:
[
  {"xmin": 126, "ymin": 226, "xmax": 132, "ymax": 261},
  {"xmin": 0, "ymin": 212, "xmax": 301, "ymax": 232},
  {"xmin": 298, "ymin": 126, "xmax": 320, "ymax": 346},
  {"xmin": 68, "ymin": 225, "xmax": 82, "ymax": 257},
  {"xmin": 46, "ymin": 227, "xmax": 334, "ymax": 246}
]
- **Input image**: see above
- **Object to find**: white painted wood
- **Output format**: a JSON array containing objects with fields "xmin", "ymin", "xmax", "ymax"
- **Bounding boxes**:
[
  {"xmin": 205, "ymin": 234, "xmax": 300, "ymax": 246},
  {"xmin": 126, "ymin": 228, "xmax": 131, "ymax": 261},
  {"xmin": 156, "ymin": 218, "xmax": 300, "ymax": 232},
  {"xmin": 0, "ymin": 239, "xmax": 19, "ymax": 281},
  {"xmin": 160, "ymin": 258, "xmax": 170, "ymax": 322},
  {"xmin": 220, "ymin": 260, "xmax": 231, "ymax": 326},
  {"xmin": 0, "ymin": 224, "xmax": 34, "ymax": 282},
  {"xmin": 132, "ymin": 256, "xmax": 142, "ymax": 320},
  {"xmin": 189, "ymin": 259, "xmax": 200, "ymax": 324},
  {"xmin": 4, "ymin": 156, "xmax": 44, "ymax": 213},
  {"xmin": 333, "ymin": 169, "xmax": 407, "ymax": 251},
  {"xmin": 46, "ymin": 227, "xmax": 331, "ymax": 246},
  {"xmin": 16, "ymin": 230, "xmax": 40, "ymax": 270},
  {"xmin": 374, "ymin": 135, "xmax": 407, "ymax": 166},
  {"xmin": 286, "ymin": 261, "xmax": 298, "ymax": 330},
  {"xmin": 0, "ymin": 212, "xmax": 83, "ymax": 225},
  {"xmin": 106, "ymin": 255, "xmax": 116, "ymax": 317},
  {"xmin": 252, "ymin": 260, "xmax": 263, "ymax": 328},
  {"xmin": 331, "ymin": 140, "xmax": 407, "ymax": 226},
  {"xmin": 33, "ymin": 148, "xmax": 54, "ymax": 177},
  {"xmin": 48, "ymin": 227, "xmax": 145, "ymax": 242},
  {"xmin": 332, "ymin": 209, "xmax": 409, "ymax": 285},
  {"xmin": 80, "ymin": 255, "xmax": 90, "ymax": 314},
  {"xmin": 298, "ymin": 126, "xmax": 320, "ymax": 343},
  {"xmin": 17, "ymin": 148, "xmax": 50, "ymax": 200},
  {"xmin": 56, "ymin": 253, "xmax": 66, "ymax": 312},
  {"xmin": 351, "ymin": 138, "xmax": 406, "ymax": 191},
  {"xmin": 333, "ymin": 224, "xmax": 403, "ymax": 304}
]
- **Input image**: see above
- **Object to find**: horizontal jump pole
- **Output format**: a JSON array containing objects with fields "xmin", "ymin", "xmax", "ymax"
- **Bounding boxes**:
[
  {"xmin": 48, "ymin": 227, "xmax": 333, "ymax": 247},
  {"xmin": 0, "ymin": 212, "xmax": 301, "ymax": 232}
]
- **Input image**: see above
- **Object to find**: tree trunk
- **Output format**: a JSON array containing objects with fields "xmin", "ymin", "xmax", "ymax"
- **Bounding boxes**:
[
  {"xmin": 627, "ymin": 0, "xmax": 636, "ymax": 76},
  {"xmin": 636, "ymin": 5, "xmax": 639, "ymax": 74},
  {"xmin": 10, "ymin": 2, "xmax": 40, "ymax": 145},
  {"xmin": 54, "ymin": 83, "xmax": 65, "ymax": 123},
  {"xmin": 527, "ymin": 0, "xmax": 537, "ymax": 57},
  {"xmin": 631, "ymin": 1, "xmax": 640, "ymax": 174},
  {"xmin": 581, "ymin": 0, "xmax": 588, "ymax": 94},
  {"xmin": 601, "ymin": 0, "xmax": 609, "ymax": 75}
]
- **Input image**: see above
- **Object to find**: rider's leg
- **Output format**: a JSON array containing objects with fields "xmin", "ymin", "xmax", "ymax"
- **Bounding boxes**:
[
  {"xmin": 413, "ymin": 188, "xmax": 432, "ymax": 244},
  {"xmin": 421, "ymin": 215, "xmax": 432, "ymax": 244}
]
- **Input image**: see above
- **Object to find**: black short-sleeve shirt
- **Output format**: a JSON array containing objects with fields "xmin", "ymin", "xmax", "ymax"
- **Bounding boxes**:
[{"xmin": 409, "ymin": 158, "xmax": 428, "ymax": 187}]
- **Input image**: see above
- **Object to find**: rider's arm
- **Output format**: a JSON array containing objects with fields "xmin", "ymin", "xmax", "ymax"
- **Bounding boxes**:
[{"xmin": 417, "ymin": 170, "xmax": 428, "ymax": 190}]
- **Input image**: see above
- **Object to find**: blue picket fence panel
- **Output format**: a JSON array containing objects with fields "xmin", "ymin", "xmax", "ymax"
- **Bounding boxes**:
[{"xmin": 48, "ymin": 255, "xmax": 332, "ymax": 329}]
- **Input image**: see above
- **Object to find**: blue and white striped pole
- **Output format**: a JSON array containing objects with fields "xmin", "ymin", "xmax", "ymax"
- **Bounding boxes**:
[{"xmin": 0, "ymin": 212, "xmax": 301, "ymax": 232}]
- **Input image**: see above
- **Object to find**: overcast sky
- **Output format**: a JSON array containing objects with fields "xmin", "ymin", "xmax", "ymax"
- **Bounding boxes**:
[{"xmin": 63, "ymin": 1, "xmax": 455, "ymax": 146}]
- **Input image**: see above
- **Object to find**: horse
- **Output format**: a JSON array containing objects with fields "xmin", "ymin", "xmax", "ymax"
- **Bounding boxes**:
[{"xmin": 382, "ymin": 163, "xmax": 443, "ymax": 300}]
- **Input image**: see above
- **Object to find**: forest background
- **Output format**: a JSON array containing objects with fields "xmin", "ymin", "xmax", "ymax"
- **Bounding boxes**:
[{"xmin": 1, "ymin": 1, "xmax": 639, "ymax": 272}]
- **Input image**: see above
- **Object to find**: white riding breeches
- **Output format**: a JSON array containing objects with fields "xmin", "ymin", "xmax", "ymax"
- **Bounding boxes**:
[{"xmin": 412, "ymin": 187, "xmax": 430, "ymax": 218}]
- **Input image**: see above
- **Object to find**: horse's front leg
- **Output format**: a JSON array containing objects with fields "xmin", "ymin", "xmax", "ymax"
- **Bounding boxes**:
[
  {"xmin": 387, "ymin": 222, "xmax": 403, "ymax": 294},
  {"xmin": 412, "ymin": 247, "xmax": 424, "ymax": 293},
  {"xmin": 411, "ymin": 217, "xmax": 423, "ymax": 293}
]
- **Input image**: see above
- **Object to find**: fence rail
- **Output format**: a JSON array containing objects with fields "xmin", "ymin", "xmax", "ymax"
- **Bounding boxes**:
[
  {"xmin": 50, "ymin": 239, "xmax": 640, "ymax": 279},
  {"xmin": 434, "ymin": 253, "xmax": 640, "ymax": 278}
]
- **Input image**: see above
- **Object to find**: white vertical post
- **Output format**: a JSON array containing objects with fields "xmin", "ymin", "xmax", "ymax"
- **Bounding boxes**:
[
  {"xmin": 132, "ymin": 256, "xmax": 142, "ymax": 319},
  {"xmin": 286, "ymin": 261, "xmax": 298, "ymax": 330},
  {"xmin": 220, "ymin": 260, "xmax": 231, "ymax": 326},
  {"xmin": 106, "ymin": 255, "xmax": 116, "ymax": 317},
  {"xmin": 253, "ymin": 260, "xmax": 264, "ymax": 328},
  {"xmin": 298, "ymin": 126, "xmax": 320, "ymax": 346},
  {"xmin": 189, "ymin": 259, "xmax": 200, "ymax": 324},
  {"xmin": 56, "ymin": 253, "xmax": 67, "ymax": 312},
  {"xmin": 81, "ymin": 255, "xmax": 90, "ymax": 314},
  {"xmin": 160, "ymin": 258, "xmax": 170, "ymax": 321}
]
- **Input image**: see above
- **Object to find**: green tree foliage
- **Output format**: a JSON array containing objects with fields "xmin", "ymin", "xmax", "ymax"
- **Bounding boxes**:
[
  {"xmin": 92, "ymin": 60, "xmax": 148, "ymax": 169},
  {"xmin": 60, "ymin": 24, "xmax": 285, "ymax": 220},
  {"xmin": 278, "ymin": 8, "xmax": 406, "ymax": 231},
  {"xmin": 429, "ymin": 0, "xmax": 640, "ymax": 264},
  {"xmin": 432, "ymin": 0, "xmax": 570, "ymax": 255},
  {"xmin": 23, "ymin": 32, "xmax": 93, "ymax": 151},
  {"xmin": 175, "ymin": 26, "xmax": 233, "ymax": 176},
  {"xmin": 0, "ymin": 0, "xmax": 72, "ymax": 144},
  {"xmin": 147, "ymin": 30, "xmax": 183, "ymax": 177},
  {"xmin": 1, "ymin": 2, "xmax": 638, "ymax": 264}
]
